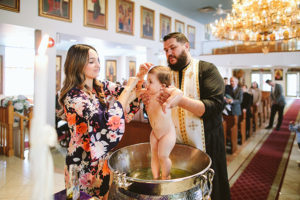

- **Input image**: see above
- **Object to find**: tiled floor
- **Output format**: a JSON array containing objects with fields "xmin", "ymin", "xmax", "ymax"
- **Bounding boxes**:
[{"xmin": 0, "ymin": 101, "xmax": 299, "ymax": 199}]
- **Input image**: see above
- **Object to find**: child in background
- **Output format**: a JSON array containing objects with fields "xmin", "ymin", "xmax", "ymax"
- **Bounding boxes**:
[
  {"xmin": 289, "ymin": 121, "xmax": 300, "ymax": 167},
  {"xmin": 144, "ymin": 66, "xmax": 176, "ymax": 179}
]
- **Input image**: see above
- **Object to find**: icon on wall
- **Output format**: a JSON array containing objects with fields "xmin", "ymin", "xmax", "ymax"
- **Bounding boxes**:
[
  {"xmin": 140, "ymin": 6, "xmax": 154, "ymax": 40},
  {"xmin": 274, "ymin": 69, "xmax": 283, "ymax": 81},
  {"xmin": 175, "ymin": 19, "xmax": 185, "ymax": 34},
  {"xmin": 84, "ymin": 0, "xmax": 107, "ymax": 29},
  {"xmin": 116, "ymin": 0, "xmax": 134, "ymax": 35},
  {"xmin": 187, "ymin": 25, "xmax": 196, "ymax": 49},
  {"xmin": 39, "ymin": 0, "xmax": 72, "ymax": 22},
  {"xmin": 106, "ymin": 60, "xmax": 117, "ymax": 82},
  {"xmin": 0, "ymin": 0, "xmax": 20, "ymax": 12},
  {"xmin": 160, "ymin": 14, "xmax": 171, "ymax": 41},
  {"xmin": 129, "ymin": 61, "xmax": 136, "ymax": 77}
]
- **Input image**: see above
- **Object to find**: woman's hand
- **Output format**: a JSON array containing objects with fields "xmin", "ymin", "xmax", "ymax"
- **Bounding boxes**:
[
  {"xmin": 136, "ymin": 62, "xmax": 153, "ymax": 80},
  {"xmin": 158, "ymin": 86, "xmax": 183, "ymax": 113},
  {"xmin": 139, "ymin": 89, "xmax": 150, "ymax": 108}
]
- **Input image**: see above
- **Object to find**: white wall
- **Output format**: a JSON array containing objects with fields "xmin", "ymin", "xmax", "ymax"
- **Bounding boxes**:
[{"xmin": 0, "ymin": 0, "xmax": 205, "ymax": 125}]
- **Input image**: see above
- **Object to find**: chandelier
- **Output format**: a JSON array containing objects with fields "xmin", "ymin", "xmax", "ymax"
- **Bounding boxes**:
[{"xmin": 210, "ymin": 0, "xmax": 300, "ymax": 43}]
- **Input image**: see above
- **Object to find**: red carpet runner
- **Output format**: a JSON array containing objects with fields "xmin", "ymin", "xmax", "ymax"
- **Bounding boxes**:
[{"xmin": 230, "ymin": 99, "xmax": 300, "ymax": 200}]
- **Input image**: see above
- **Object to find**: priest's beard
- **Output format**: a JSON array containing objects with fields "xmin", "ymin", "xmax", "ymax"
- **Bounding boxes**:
[{"xmin": 168, "ymin": 50, "xmax": 188, "ymax": 71}]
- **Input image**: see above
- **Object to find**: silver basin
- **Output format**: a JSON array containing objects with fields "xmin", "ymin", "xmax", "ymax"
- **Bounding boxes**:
[{"xmin": 108, "ymin": 143, "xmax": 213, "ymax": 197}]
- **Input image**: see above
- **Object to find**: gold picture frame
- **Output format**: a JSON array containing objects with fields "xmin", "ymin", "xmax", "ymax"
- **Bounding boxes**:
[
  {"xmin": 106, "ymin": 60, "xmax": 117, "ymax": 82},
  {"xmin": 187, "ymin": 25, "xmax": 196, "ymax": 49},
  {"xmin": 0, "ymin": 0, "xmax": 20, "ymax": 12},
  {"xmin": 0, "ymin": 55, "xmax": 3, "ymax": 94},
  {"xmin": 175, "ymin": 19, "xmax": 185, "ymax": 34},
  {"xmin": 56, "ymin": 55, "xmax": 62, "ymax": 92},
  {"xmin": 116, "ymin": 0, "xmax": 134, "ymax": 35},
  {"xmin": 129, "ymin": 61, "xmax": 136, "ymax": 77},
  {"xmin": 274, "ymin": 69, "xmax": 283, "ymax": 81},
  {"xmin": 84, "ymin": 0, "xmax": 108, "ymax": 29},
  {"xmin": 140, "ymin": 6, "xmax": 154, "ymax": 40},
  {"xmin": 39, "ymin": 0, "xmax": 72, "ymax": 22},
  {"xmin": 160, "ymin": 14, "xmax": 171, "ymax": 41}
]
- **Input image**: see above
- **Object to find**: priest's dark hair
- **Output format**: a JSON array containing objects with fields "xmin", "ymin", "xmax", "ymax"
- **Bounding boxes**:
[{"xmin": 163, "ymin": 32, "xmax": 189, "ymax": 44}]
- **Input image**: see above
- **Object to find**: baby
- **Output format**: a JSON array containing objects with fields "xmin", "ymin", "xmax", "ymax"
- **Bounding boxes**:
[{"xmin": 144, "ymin": 66, "xmax": 176, "ymax": 180}]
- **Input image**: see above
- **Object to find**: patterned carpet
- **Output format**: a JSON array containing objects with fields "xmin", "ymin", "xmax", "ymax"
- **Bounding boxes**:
[{"xmin": 230, "ymin": 99, "xmax": 300, "ymax": 200}]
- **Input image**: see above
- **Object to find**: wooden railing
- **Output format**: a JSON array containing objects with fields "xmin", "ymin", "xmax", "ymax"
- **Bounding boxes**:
[{"xmin": 0, "ymin": 101, "xmax": 33, "ymax": 159}]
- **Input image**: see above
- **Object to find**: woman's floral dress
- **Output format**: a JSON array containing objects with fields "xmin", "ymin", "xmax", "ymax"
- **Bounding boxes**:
[{"xmin": 64, "ymin": 81, "xmax": 139, "ymax": 198}]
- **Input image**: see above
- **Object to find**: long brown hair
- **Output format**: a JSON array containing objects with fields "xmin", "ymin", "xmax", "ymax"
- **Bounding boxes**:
[{"xmin": 58, "ymin": 44, "xmax": 106, "ymax": 117}]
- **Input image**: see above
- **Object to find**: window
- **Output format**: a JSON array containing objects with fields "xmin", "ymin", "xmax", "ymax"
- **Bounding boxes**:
[
  {"xmin": 286, "ymin": 73, "xmax": 299, "ymax": 97},
  {"xmin": 251, "ymin": 71, "xmax": 272, "ymax": 91},
  {"xmin": 4, "ymin": 47, "xmax": 34, "ymax": 97}
]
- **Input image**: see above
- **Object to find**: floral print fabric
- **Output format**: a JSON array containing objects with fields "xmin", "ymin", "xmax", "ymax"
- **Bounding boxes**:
[{"xmin": 64, "ymin": 81, "xmax": 138, "ymax": 198}]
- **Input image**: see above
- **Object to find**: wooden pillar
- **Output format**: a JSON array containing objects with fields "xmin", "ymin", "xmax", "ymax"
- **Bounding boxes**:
[{"xmin": 6, "ymin": 101, "xmax": 14, "ymax": 157}]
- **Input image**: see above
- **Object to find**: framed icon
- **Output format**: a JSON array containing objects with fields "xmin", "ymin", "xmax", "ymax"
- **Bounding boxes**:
[
  {"xmin": 39, "ymin": 0, "xmax": 72, "ymax": 22},
  {"xmin": 56, "ymin": 55, "xmax": 62, "ymax": 92},
  {"xmin": 187, "ymin": 25, "xmax": 196, "ymax": 49},
  {"xmin": 129, "ymin": 61, "xmax": 136, "ymax": 77},
  {"xmin": 274, "ymin": 69, "xmax": 283, "ymax": 81},
  {"xmin": 175, "ymin": 19, "xmax": 185, "ymax": 34},
  {"xmin": 160, "ymin": 14, "xmax": 171, "ymax": 41},
  {"xmin": 140, "ymin": 6, "xmax": 154, "ymax": 40},
  {"xmin": 0, "ymin": 0, "xmax": 20, "ymax": 12},
  {"xmin": 116, "ymin": 0, "xmax": 134, "ymax": 35},
  {"xmin": 106, "ymin": 60, "xmax": 117, "ymax": 82},
  {"xmin": 84, "ymin": 0, "xmax": 108, "ymax": 29}
]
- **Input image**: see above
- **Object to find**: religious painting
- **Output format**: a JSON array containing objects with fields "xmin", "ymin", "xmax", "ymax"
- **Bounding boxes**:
[
  {"xmin": 84, "ymin": 0, "xmax": 107, "ymax": 29},
  {"xmin": 140, "ymin": 6, "xmax": 154, "ymax": 40},
  {"xmin": 0, "ymin": 55, "xmax": 3, "ymax": 94},
  {"xmin": 116, "ymin": 0, "xmax": 134, "ymax": 35},
  {"xmin": 39, "ymin": 0, "xmax": 72, "ymax": 22},
  {"xmin": 106, "ymin": 60, "xmax": 117, "ymax": 82},
  {"xmin": 274, "ymin": 68, "xmax": 283, "ymax": 81},
  {"xmin": 0, "ymin": 0, "xmax": 20, "ymax": 12},
  {"xmin": 160, "ymin": 14, "xmax": 171, "ymax": 41},
  {"xmin": 56, "ymin": 55, "xmax": 62, "ymax": 92},
  {"xmin": 175, "ymin": 19, "xmax": 185, "ymax": 34},
  {"xmin": 129, "ymin": 61, "xmax": 136, "ymax": 77},
  {"xmin": 187, "ymin": 25, "xmax": 196, "ymax": 49}
]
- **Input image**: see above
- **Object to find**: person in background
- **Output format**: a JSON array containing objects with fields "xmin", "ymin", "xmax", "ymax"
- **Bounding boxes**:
[
  {"xmin": 142, "ymin": 32, "xmax": 231, "ymax": 200},
  {"xmin": 248, "ymin": 81, "xmax": 262, "ymax": 131},
  {"xmin": 58, "ymin": 44, "xmax": 149, "ymax": 199},
  {"xmin": 223, "ymin": 77, "xmax": 228, "ymax": 86},
  {"xmin": 265, "ymin": 79, "xmax": 286, "ymax": 131},
  {"xmin": 241, "ymin": 84, "xmax": 253, "ymax": 137},
  {"xmin": 224, "ymin": 77, "xmax": 243, "ymax": 116}
]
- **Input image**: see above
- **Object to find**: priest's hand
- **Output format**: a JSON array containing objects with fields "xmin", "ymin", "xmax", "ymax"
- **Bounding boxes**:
[
  {"xmin": 137, "ymin": 62, "xmax": 153, "ymax": 80},
  {"xmin": 158, "ymin": 86, "xmax": 183, "ymax": 113}
]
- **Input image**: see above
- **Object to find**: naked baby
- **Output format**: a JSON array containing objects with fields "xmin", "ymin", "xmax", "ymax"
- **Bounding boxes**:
[{"xmin": 144, "ymin": 66, "xmax": 176, "ymax": 180}]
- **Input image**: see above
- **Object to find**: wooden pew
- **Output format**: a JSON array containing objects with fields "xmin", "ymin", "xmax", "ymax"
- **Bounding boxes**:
[
  {"xmin": 252, "ymin": 104, "xmax": 260, "ymax": 131},
  {"xmin": 223, "ymin": 115, "xmax": 238, "ymax": 154},
  {"xmin": 261, "ymin": 91, "xmax": 271, "ymax": 124},
  {"xmin": 249, "ymin": 107, "xmax": 254, "ymax": 137},
  {"xmin": 222, "ymin": 120, "xmax": 227, "ymax": 147},
  {"xmin": 238, "ymin": 109, "xmax": 246, "ymax": 145}
]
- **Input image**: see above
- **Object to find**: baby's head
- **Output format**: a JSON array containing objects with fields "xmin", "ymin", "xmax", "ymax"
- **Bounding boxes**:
[{"xmin": 146, "ymin": 66, "xmax": 171, "ymax": 94}]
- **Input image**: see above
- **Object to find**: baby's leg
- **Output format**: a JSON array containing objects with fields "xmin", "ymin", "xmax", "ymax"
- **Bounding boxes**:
[
  {"xmin": 158, "ymin": 131, "xmax": 176, "ymax": 179},
  {"xmin": 150, "ymin": 131, "xmax": 160, "ymax": 179}
]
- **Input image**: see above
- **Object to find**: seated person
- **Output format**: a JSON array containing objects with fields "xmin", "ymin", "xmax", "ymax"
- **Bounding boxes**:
[{"xmin": 224, "ymin": 77, "xmax": 243, "ymax": 116}]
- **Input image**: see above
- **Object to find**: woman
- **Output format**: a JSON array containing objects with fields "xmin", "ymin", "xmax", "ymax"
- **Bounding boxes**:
[{"xmin": 59, "ymin": 44, "xmax": 148, "ymax": 199}]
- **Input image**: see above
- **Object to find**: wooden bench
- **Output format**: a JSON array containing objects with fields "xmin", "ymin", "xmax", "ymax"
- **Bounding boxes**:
[
  {"xmin": 252, "ymin": 104, "xmax": 260, "ymax": 131},
  {"xmin": 238, "ymin": 109, "xmax": 246, "ymax": 145},
  {"xmin": 261, "ymin": 91, "xmax": 271, "ymax": 124},
  {"xmin": 223, "ymin": 115, "xmax": 238, "ymax": 154}
]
